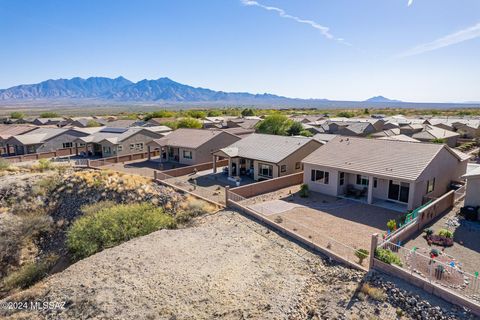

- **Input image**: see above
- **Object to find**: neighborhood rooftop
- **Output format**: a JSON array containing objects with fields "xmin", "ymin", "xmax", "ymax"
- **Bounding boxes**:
[
  {"xmin": 302, "ymin": 136, "xmax": 466, "ymax": 182},
  {"xmin": 150, "ymin": 128, "xmax": 232, "ymax": 149},
  {"xmin": 218, "ymin": 133, "xmax": 314, "ymax": 164}
]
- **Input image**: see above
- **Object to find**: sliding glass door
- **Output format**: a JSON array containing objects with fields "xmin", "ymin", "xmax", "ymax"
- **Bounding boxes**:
[{"xmin": 388, "ymin": 180, "xmax": 410, "ymax": 203}]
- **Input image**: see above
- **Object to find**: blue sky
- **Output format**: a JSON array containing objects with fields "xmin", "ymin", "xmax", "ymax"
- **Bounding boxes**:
[{"xmin": 0, "ymin": 0, "xmax": 479, "ymax": 102}]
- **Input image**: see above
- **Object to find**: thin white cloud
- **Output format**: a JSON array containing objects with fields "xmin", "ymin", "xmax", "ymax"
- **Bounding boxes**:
[
  {"xmin": 407, "ymin": 0, "xmax": 414, "ymax": 7},
  {"xmin": 241, "ymin": 0, "xmax": 349, "ymax": 45},
  {"xmin": 396, "ymin": 22, "xmax": 480, "ymax": 58}
]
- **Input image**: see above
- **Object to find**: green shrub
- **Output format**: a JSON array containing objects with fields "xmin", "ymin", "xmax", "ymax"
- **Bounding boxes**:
[
  {"xmin": 39, "ymin": 112, "xmax": 59, "ymax": 118},
  {"xmin": 355, "ymin": 249, "xmax": 369, "ymax": 265},
  {"xmin": 423, "ymin": 228, "xmax": 433, "ymax": 236},
  {"xmin": 67, "ymin": 203, "xmax": 176, "ymax": 260},
  {"xmin": 80, "ymin": 201, "xmax": 118, "ymax": 216},
  {"xmin": 387, "ymin": 219, "xmax": 397, "ymax": 231},
  {"xmin": 438, "ymin": 229, "xmax": 453, "ymax": 238},
  {"xmin": 0, "ymin": 159, "xmax": 10, "ymax": 171},
  {"xmin": 299, "ymin": 184, "xmax": 309, "ymax": 198},
  {"xmin": 2, "ymin": 254, "xmax": 58, "ymax": 290},
  {"xmin": 177, "ymin": 117, "xmax": 202, "ymax": 129},
  {"xmin": 36, "ymin": 159, "xmax": 54, "ymax": 172},
  {"xmin": 375, "ymin": 248, "xmax": 403, "ymax": 267}
]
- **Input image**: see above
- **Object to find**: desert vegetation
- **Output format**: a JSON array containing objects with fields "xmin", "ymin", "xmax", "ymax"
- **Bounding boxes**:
[{"xmin": 0, "ymin": 167, "xmax": 217, "ymax": 296}]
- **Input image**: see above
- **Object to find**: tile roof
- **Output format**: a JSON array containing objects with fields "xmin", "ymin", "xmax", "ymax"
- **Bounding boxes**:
[
  {"xmin": 149, "ymin": 128, "xmax": 229, "ymax": 149},
  {"xmin": 378, "ymin": 134, "xmax": 420, "ymax": 142},
  {"xmin": 217, "ymin": 133, "xmax": 319, "ymax": 164},
  {"xmin": 412, "ymin": 125, "xmax": 459, "ymax": 140},
  {"xmin": 0, "ymin": 125, "xmax": 38, "ymax": 140},
  {"xmin": 312, "ymin": 133, "xmax": 338, "ymax": 142},
  {"xmin": 302, "ymin": 136, "xmax": 458, "ymax": 182},
  {"xmin": 9, "ymin": 127, "xmax": 68, "ymax": 144}
]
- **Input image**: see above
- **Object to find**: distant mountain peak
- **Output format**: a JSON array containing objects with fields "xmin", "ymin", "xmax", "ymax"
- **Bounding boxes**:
[{"xmin": 365, "ymin": 96, "xmax": 402, "ymax": 103}]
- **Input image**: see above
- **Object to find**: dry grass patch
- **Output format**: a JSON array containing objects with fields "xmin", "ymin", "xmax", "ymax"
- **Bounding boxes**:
[{"xmin": 360, "ymin": 283, "xmax": 387, "ymax": 302}]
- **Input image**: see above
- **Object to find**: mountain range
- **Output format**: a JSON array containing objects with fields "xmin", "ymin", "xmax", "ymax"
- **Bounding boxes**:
[
  {"xmin": 0, "ymin": 77, "xmax": 292, "ymax": 103},
  {"xmin": 0, "ymin": 76, "xmax": 403, "ymax": 105}
]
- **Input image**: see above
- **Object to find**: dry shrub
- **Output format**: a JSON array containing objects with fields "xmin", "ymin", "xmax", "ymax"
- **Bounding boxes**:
[
  {"xmin": 2, "ymin": 254, "xmax": 58, "ymax": 291},
  {"xmin": 360, "ymin": 283, "xmax": 387, "ymax": 301}
]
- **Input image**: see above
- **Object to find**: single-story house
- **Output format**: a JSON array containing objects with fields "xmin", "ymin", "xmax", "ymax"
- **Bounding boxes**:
[
  {"xmin": 74, "ymin": 127, "xmax": 162, "ymax": 158},
  {"xmin": 32, "ymin": 117, "xmax": 70, "ymax": 127},
  {"xmin": 148, "ymin": 128, "xmax": 241, "ymax": 165},
  {"xmin": 5, "ymin": 127, "xmax": 69, "ymax": 155},
  {"xmin": 0, "ymin": 125, "xmax": 39, "ymax": 155},
  {"xmin": 463, "ymin": 166, "xmax": 480, "ymax": 208},
  {"xmin": 226, "ymin": 118, "xmax": 261, "ymax": 130},
  {"xmin": 213, "ymin": 133, "xmax": 323, "ymax": 181},
  {"xmin": 302, "ymin": 136, "xmax": 469, "ymax": 211},
  {"xmin": 411, "ymin": 125, "xmax": 460, "ymax": 147}
]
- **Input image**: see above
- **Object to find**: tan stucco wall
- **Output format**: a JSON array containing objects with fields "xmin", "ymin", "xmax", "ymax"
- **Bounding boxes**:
[
  {"xmin": 465, "ymin": 177, "xmax": 480, "ymax": 207},
  {"xmin": 413, "ymin": 148, "xmax": 467, "ymax": 208}
]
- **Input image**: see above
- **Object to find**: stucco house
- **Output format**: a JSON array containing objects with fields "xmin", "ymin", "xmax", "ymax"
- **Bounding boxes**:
[
  {"xmin": 148, "ymin": 128, "xmax": 241, "ymax": 166},
  {"xmin": 411, "ymin": 125, "xmax": 460, "ymax": 147},
  {"xmin": 302, "ymin": 136, "xmax": 469, "ymax": 211},
  {"xmin": 463, "ymin": 166, "xmax": 480, "ymax": 208},
  {"xmin": 0, "ymin": 125, "xmax": 39, "ymax": 155},
  {"xmin": 75, "ymin": 127, "xmax": 162, "ymax": 158},
  {"xmin": 213, "ymin": 133, "xmax": 323, "ymax": 181}
]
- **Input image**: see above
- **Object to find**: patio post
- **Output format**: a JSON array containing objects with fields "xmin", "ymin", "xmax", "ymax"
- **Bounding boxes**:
[
  {"xmin": 228, "ymin": 158, "xmax": 232, "ymax": 177},
  {"xmin": 369, "ymin": 233, "xmax": 379, "ymax": 269},
  {"xmin": 147, "ymin": 146, "xmax": 151, "ymax": 160},
  {"xmin": 367, "ymin": 176, "xmax": 374, "ymax": 204},
  {"xmin": 225, "ymin": 186, "xmax": 230, "ymax": 205},
  {"xmin": 212, "ymin": 155, "xmax": 217, "ymax": 173}
]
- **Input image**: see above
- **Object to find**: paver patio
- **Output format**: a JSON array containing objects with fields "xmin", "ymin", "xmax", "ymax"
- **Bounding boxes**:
[{"xmin": 242, "ymin": 189, "xmax": 402, "ymax": 263}]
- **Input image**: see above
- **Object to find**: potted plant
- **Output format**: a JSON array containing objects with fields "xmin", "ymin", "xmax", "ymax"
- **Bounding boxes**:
[{"xmin": 387, "ymin": 219, "xmax": 397, "ymax": 232}]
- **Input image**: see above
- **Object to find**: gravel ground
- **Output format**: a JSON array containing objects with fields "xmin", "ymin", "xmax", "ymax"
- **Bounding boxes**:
[
  {"xmin": 405, "ymin": 203, "xmax": 480, "ymax": 276},
  {"xmin": 1, "ymin": 211, "xmax": 478, "ymax": 320}
]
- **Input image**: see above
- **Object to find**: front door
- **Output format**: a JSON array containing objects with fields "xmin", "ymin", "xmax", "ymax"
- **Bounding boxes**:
[{"xmin": 388, "ymin": 180, "xmax": 409, "ymax": 203}]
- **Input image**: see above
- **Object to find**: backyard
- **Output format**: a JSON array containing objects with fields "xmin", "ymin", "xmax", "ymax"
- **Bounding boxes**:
[
  {"xmin": 404, "ymin": 203, "xmax": 480, "ymax": 276},
  {"xmin": 240, "ymin": 186, "xmax": 402, "ymax": 265}
]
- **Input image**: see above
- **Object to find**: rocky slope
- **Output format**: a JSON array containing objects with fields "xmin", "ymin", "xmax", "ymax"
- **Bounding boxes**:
[{"xmin": 1, "ymin": 211, "xmax": 477, "ymax": 320}]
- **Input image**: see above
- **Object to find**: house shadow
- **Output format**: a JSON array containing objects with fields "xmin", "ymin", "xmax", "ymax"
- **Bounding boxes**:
[
  {"xmin": 452, "ymin": 218, "xmax": 480, "ymax": 252},
  {"xmin": 189, "ymin": 171, "xmax": 256, "ymax": 188}
]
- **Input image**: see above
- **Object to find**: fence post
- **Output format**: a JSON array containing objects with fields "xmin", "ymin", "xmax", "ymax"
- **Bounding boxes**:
[
  {"xmin": 87, "ymin": 159, "xmax": 91, "ymax": 168},
  {"xmin": 369, "ymin": 233, "xmax": 378, "ymax": 269},
  {"xmin": 225, "ymin": 186, "xmax": 230, "ymax": 206},
  {"xmin": 154, "ymin": 170, "xmax": 158, "ymax": 180}
]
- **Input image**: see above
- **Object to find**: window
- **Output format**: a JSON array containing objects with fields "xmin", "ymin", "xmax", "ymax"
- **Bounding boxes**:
[
  {"xmin": 427, "ymin": 178, "xmax": 435, "ymax": 193},
  {"xmin": 183, "ymin": 150, "xmax": 192, "ymax": 159},
  {"xmin": 339, "ymin": 172, "xmax": 345, "ymax": 186},
  {"xmin": 130, "ymin": 144, "xmax": 135, "ymax": 150},
  {"xmin": 117, "ymin": 145, "xmax": 123, "ymax": 152},
  {"xmin": 78, "ymin": 143, "xmax": 86, "ymax": 147},
  {"xmin": 311, "ymin": 169, "xmax": 329, "ymax": 184},
  {"xmin": 103, "ymin": 146, "xmax": 111, "ymax": 154},
  {"xmin": 62, "ymin": 142, "xmax": 73, "ymax": 148},
  {"xmin": 373, "ymin": 178, "xmax": 378, "ymax": 188},
  {"xmin": 356, "ymin": 174, "xmax": 369, "ymax": 186},
  {"xmin": 280, "ymin": 165, "xmax": 287, "ymax": 173},
  {"xmin": 295, "ymin": 162, "xmax": 301, "ymax": 170},
  {"xmin": 135, "ymin": 143, "xmax": 144, "ymax": 150},
  {"xmin": 258, "ymin": 163, "xmax": 273, "ymax": 178}
]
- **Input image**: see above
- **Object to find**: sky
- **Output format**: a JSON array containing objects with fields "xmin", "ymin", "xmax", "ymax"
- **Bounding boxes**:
[{"xmin": 0, "ymin": 0, "xmax": 479, "ymax": 103}]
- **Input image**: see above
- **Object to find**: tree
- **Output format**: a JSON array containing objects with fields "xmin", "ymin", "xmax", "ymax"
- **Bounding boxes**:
[
  {"xmin": 363, "ymin": 108, "xmax": 370, "ymax": 115},
  {"xmin": 255, "ymin": 114, "xmax": 293, "ymax": 136},
  {"xmin": 10, "ymin": 111, "xmax": 25, "ymax": 119},
  {"xmin": 39, "ymin": 112, "xmax": 59, "ymax": 118},
  {"xmin": 241, "ymin": 108, "xmax": 256, "ymax": 117},
  {"xmin": 177, "ymin": 117, "xmax": 202, "ymax": 129},
  {"xmin": 143, "ymin": 110, "xmax": 175, "ymax": 121},
  {"xmin": 432, "ymin": 138, "xmax": 446, "ymax": 144},
  {"xmin": 86, "ymin": 120, "xmax": 102, "ymax": 127},
  {"xmin": 207, "ymin": 110, "xmax": 222, "ymax": 117},
  {"xmin": 300, "ymin": 130, "xmax": 313, "ymax": 137},
  {"xmin": 336, "ymin": 111, "xmax": 355, "ymax": 118},
  {"xmin": 287, "ymin": 122, "xmax": 304, "ymax": 136},
  {"xmin": 186, "ymin": 110, "xmax": 206, "ymax": 119}
]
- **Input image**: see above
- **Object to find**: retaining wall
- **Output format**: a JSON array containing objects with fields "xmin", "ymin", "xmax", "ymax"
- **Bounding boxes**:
[{"xmin": 230, "ymin": 172, "xmax": 303, "ymax": 198}]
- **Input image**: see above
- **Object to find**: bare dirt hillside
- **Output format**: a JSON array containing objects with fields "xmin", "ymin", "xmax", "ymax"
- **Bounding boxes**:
[{"xmin": 1, "ymin": 211, "xmax": 477, "ymax": 320}]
